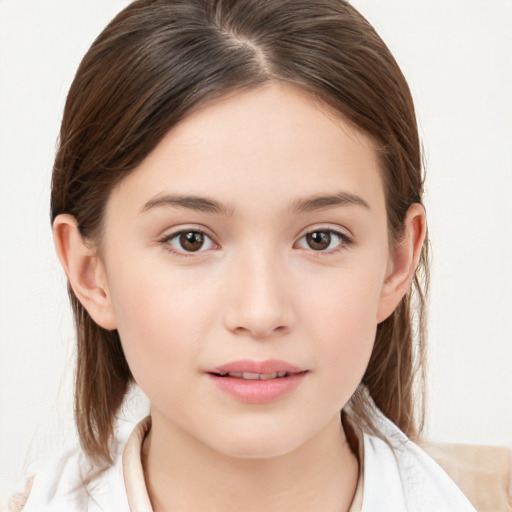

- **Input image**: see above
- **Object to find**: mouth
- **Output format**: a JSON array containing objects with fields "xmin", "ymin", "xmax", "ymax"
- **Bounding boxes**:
[
  {"xmin": 208, "ymin": 370, "xmax": 301, "ymax": 380},
  {"xmin": 206, "ymin": 360, "xmax": 308, "ymax": 403},
  {"xmin": 207, "ymin": 359, "xmax": 307, "ymax": 379}
]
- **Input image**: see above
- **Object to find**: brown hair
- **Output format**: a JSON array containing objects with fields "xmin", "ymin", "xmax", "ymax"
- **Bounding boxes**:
[{"xmin": 51, "ymin": 0, "xmax": 429, "ymax": 465}]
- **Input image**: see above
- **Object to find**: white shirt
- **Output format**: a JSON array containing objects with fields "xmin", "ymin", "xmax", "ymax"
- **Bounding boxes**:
[{"xmin": 18, "ymin": 409, "xmax": 476, "ymax": 512}]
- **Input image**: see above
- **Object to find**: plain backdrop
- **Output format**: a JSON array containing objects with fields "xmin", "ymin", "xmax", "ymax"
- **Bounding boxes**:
[{"xmin": 1, "ymin": 0, "xmax": 511, "ymax": 501}]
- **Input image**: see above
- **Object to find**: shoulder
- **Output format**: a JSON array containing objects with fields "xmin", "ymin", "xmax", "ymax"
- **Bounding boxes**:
[
  {"xmin": 4, "ymin": 475, "xmax": 35, "ymax": 512},
  {"xmin": 422, "ymin": 441, "xmax": 512, "ymax": 512},
  {"xmin": 8, "ymin": 439, "xmax": 131, "ymax": 512},
  {"xmin": 361, "ymin": 411, "xmax": 478, "ymax": 512}
]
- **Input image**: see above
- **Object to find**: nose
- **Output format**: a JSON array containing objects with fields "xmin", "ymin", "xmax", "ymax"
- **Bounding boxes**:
[{"xmin": 222, "ymin": 251, "xmax": 294, "ymax": 339}]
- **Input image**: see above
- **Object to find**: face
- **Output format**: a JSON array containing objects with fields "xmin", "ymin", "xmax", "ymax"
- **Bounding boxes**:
[{"xmin": 99, "ymin": 82, "xmax": 393, "ymax": 459}]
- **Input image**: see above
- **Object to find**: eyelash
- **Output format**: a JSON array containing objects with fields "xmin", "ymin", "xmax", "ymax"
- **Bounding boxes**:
[{"xmin": 158, "ymin": 228, "xmax": 353, "ymax": 257}]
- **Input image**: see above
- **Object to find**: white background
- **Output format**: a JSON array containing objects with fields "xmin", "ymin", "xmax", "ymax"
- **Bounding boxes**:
[{"xmin": 1, "ymin": 0, "xmax": 511, "ymax": 502}]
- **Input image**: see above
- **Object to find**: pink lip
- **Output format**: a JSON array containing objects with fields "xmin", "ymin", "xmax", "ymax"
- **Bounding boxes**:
[
  {"xmin": 206, "ymin": 359, "xmax": 307, "ymax": 404},
  {"xmin": 210, "ymin": 359, "xmax": 304, "ymax": 375}
]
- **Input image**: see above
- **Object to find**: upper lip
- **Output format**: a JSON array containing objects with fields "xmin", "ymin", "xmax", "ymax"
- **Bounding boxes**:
[{"xmin": 208, "ymin": 359, "xmax": 306, "ymax": 376}]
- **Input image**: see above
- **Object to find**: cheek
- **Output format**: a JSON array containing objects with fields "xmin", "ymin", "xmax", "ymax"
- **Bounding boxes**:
[
  {"xmin": 297, "ymin": 267, "xmax": 383, "ymax": 394},
  {"xmin": 311, "ymin": 290, "xmax": 377, "ymax": 363},
  {"xmin": 298, "ymin": 259, "xmax": 383, "ymax": 335},
  {"xmin": 106, "ymin": 260, "xmax": 221, "ymax": 389}
]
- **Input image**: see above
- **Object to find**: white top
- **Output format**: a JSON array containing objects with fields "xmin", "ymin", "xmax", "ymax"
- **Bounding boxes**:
[{"xmin": 17, "ymin": 409, "xmax": 476, "ymax": 512}]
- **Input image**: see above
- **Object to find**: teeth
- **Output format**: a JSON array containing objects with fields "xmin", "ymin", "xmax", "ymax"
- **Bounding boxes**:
[
  {"xmin": 221, "ymin": 371, "xmax": 289, "ymax": 380},
  {"xmin": 259, "ymin": 372, "xmax": 278, "ymax": 380},
  {"xmin": 242, "ymin": 372, "xmax": 260, "ymax": 380}
]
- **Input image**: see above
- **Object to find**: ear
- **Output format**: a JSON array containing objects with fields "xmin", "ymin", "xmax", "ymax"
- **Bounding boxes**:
[
  {"xmin": 53, "ymin": 214, "xmax": 117, "ymax": 330},
  {"xmin": 377, "ymin": 203, "xmax": 427, "ymax": 323}
]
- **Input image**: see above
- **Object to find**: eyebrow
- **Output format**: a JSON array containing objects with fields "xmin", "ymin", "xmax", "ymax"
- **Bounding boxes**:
[
  {"xmin": 289, "ymin": 192, "xmax": 370, "ymax": 213},
  {"xmin": 141, "ymin": 193, "xmax": 234, "ymax": 216},
  {"xmin": 140, "ymin": 191, "xmax": 369, "ymax": 216}
]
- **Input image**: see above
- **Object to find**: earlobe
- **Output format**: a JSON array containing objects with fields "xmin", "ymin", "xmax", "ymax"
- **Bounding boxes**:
[
  {"xmin": 53, "ymin": 214, "xmax": 117, "ymax": 330},
  {"xmin": 377, "ymin": 203, "xmax": 426, "ymax": 323}
]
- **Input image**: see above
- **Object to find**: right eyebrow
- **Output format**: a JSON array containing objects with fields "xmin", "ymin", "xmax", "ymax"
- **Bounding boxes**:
[
  {"xmin": 140, "ymin": 193, "xmax": 234, "ymax": 216},
  {"xmin": 289, "ymin": 191, "xmax": 370, "ymax": 213}
]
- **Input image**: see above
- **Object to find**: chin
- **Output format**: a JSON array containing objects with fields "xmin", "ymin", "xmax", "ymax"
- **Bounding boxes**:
[{"xmin": 206, "ymin": 423, "xmax": 310, "ymax": 460}]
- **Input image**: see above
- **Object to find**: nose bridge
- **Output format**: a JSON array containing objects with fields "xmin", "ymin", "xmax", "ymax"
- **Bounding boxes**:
[{"xmin": 223, "ymin": 242, "xmax": 293, "ymax": 338}]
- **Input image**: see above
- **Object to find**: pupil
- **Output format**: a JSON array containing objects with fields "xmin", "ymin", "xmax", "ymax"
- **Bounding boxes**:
[
  {"xmin": 180, "ymin": 231, "xmax": 204, "ymax": 251},
  {"xmin": 307, "ymin": 231, "xmax": 330, "ymax": 250}
]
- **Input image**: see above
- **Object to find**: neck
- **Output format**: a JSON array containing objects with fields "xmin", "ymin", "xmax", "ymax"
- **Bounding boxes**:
[{"xmin": 142, "ymin": 411, "xmax": 359, "ymax": 512}]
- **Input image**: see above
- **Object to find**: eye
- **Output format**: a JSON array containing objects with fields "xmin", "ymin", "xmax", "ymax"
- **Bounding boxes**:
[
  {"xmin": 162, "ymin": 230, "xmax": 217, "ymax": 254},
  {"xmin": 295, "ymin": 229, "xmax": 350, "ymax": 252}
]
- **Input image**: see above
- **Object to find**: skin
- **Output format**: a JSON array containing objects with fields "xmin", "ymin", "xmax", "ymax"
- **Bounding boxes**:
[{"xmin": 54, "ymin": 82, "xmax": 426, "ymax": 512}]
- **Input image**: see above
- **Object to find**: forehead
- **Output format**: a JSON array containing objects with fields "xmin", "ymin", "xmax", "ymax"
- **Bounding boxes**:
[
  {"xmin": 107, "ymin": 82, "xmax": 385, "ymax": 218},
  {"xmin": 165, "ymin": 82, "xmax": 377, "ymax": 168}
]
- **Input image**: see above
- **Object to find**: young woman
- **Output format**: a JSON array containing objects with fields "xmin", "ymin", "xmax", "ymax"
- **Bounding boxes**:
[{"xmin": 10, "ymin": 0, "xmax": 477, "ymax": 510}]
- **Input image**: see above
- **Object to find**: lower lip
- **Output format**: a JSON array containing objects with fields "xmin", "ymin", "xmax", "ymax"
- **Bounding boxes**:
[{"xmin": 207, "ymin": 373, "xmax": 307, "ymax": 403}]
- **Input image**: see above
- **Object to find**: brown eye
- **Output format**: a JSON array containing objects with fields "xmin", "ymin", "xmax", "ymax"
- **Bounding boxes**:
[
  {"xmin": 179, "ymin": 231, "xmax": 205, "ymax": 251},
  {"xmin": 306, "ymin": 231, "xmax": 331, "ymax": 250},
  {"xmin": 295, "ymin": 229, "xmax": 350, "ymax": 253},
  {"xmin": 163, "ymin": 229, "xmax": 216, "ymax": 254}
]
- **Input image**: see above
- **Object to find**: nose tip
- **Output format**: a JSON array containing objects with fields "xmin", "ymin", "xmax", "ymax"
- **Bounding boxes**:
[
  {"xmin": 222, "ymin": 259, "xmax": 293, "ymax": 339},
  {"xmin": 225, "ymin": 294, "xmax": 292, "ymax": 339}
]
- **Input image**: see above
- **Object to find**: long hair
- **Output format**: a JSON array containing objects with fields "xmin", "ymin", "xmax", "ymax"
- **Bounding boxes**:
[{"xmin": 51, "ymin": 0, "xmax": 429, "ymax": 464}]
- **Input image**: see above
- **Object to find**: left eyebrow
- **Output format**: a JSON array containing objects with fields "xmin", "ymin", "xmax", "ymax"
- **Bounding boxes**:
[
  {"xmin": 140, "ymin": 193, "xmax": 234, "ymax": 216},
  {"xmin": 289, "ymin": 192, "xmax": 370, "ymax": 213}
]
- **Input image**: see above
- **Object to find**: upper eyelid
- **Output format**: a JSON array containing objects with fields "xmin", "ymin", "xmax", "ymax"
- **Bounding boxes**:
[
  {"xmin": 159, "ymin": 224, "xmax": 216, "ymax": 240},
  {"xmin": 296, "ymin": 229, "xmax": 350, "ymax": 243},
  {"xmin": 295, "ymin": 224, "xmax": 352, "ymax": 240}
]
